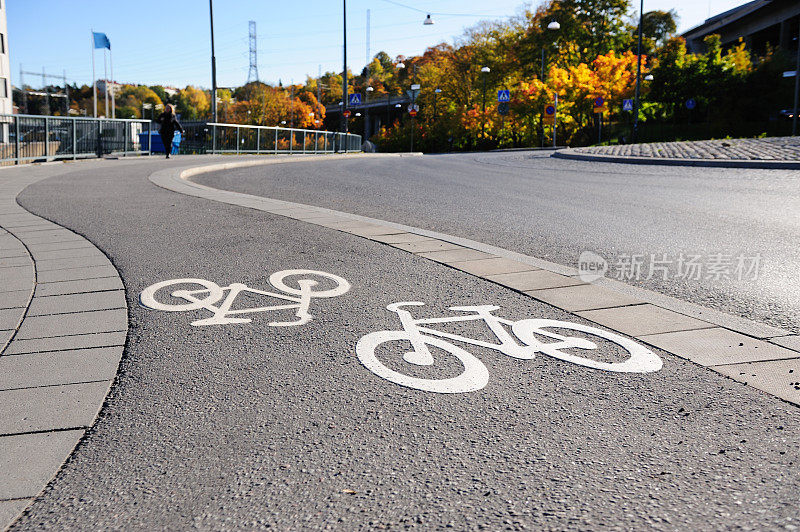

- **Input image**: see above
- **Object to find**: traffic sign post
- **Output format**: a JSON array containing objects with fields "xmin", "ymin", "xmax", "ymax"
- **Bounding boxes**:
[
  {"xmin": 348, "ymin": 94, "xmax": 362, "ymax": 106},
  {"xmin": 622, "ymin": 99, "xmax": 634, "ymax": 112},
  {"xmin": 343, "ymin": 109, "xmax": 351, "ymax": 118},
  {"xmin": 498, "ymin": 102, "xmax": 509, "ymax": 116},
  {"xmin": 497, "ymin": 90, "xmax": 511, "ymax": 103}
]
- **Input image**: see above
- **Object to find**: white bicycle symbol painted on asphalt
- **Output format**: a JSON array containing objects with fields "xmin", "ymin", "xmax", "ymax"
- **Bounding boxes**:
[
  {"xmin": 356, "ymin": 302, "xmax": 663, "ymax": 393},
  {"xmin": 140, "ymin": 269, "xmax": 350, "ymax": 327}
]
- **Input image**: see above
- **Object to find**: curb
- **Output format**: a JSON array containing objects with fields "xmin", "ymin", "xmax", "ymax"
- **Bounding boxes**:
[
  {"xmin": 552, "ymin": 148, "xmax": 800, "ymax": 170},
  {"xmin": 0, "ymin": 167, "xmax": 127, "ymax": 531},
  {"xmin": 149, "ymin": 156, "xmax": 800, "ymax": 408}
]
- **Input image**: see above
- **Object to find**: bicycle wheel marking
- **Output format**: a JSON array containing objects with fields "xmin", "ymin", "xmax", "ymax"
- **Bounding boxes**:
[
  {"xmin": 139, "ymin": 269, "xmax": 350, "ymax": 327},
  {"xmin": 356, "ymin": 301, "xmax": 663, "ymax": 394}
]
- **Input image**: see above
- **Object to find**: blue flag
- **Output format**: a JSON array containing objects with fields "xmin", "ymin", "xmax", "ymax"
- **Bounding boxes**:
[{"xmin": 92, "ymin": 32, "xmax": 111, "ymax": 50}]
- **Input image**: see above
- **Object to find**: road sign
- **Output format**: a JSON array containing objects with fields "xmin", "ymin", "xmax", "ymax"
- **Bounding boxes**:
[
  {"xmin": 407, "ymin": 103, "xmax": 419, "ymax": 113},
  {"xmin": 410, "ymin": 84, "xmax": 421, "ymax": 90},
  {"xmin": 593, "ymin": 96, "xmax": 604, "ymax": 108},
  {"xmin": 686, "ymin": 98, "xmax": 696, "ymax": 110},
  {"xmin": 343, "ymin": 109, "xmax": 351, "ymax": 118},
  {"xmin": 406, "ymin": 89, "xmax": 420, "ymax": 101},
  {"xmin": 543, "ymin": 104, "xmax": 556, "ymax": 124},
  {"xmin": 593, "ymin": 106, "xmax": 607, "ymax": 114},
  {"xmin": 348, "ymin": 94, "xmax": 361, "ymax": 106},
  {"xmin": 409, "ymin": 109, "xmax": 418, "ymax": 117},
  {"xmin": 622, "ymin": 99, "xmax": 634, "ymax": 112},
  {"xmin": 497, "ymin": 90, "xmax": 511, "ymax": 103},
  {"xmin": 498, "ymin": 102, "xmax": 509, "ymax": 115}
]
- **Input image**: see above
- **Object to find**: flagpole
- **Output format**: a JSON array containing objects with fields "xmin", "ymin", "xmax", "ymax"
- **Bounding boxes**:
[
  {"xmin": 109, "ymin": 47, "xmax": 115, "ymax": 118},
  {"xmin": 104, "ymin": 49, "xmax": 109, "ymax": 118},
  {"xmin": 91, "ymin": 31, "xmax": 97, "ymax": 118}
]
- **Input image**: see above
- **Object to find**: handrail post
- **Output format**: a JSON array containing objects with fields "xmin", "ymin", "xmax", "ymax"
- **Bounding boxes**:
[
  {"xmin": 14, "ymin": 116, "xmax": 20, "ymax": 164},
  {"xmin": 44, "ymin": 117, "xmax": 50, "ymax": 159},
  {"xmin": 124, "ymin": 122, "xmax": 129, "ymax": 156},
  {"xmin": 274, "ymin": 128, "xmax": 278, "ymax": 154},
  {"xmin": 289, "ymin": 129, "xmax": 293, "ymax": 154},
  {"xmin": 256, "ymin": 128, "xmax": 261, "ymax": 154},
  {"xmin": 72, "ymin": 118, "xmax": 77, "ymax": 160},
  {"xmin": 303, "ymin": 131, "xmax": 307, "ymax": 154},
  {"xmin": 212, "ymin": 124, "xmax": 217, "ymax": 154},
  {"xmin": 236, "ymin": 126, "xmax": 240, "ymax": 154}
]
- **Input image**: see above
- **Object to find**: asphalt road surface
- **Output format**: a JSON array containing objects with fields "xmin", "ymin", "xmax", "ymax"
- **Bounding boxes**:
[
  {"xmin": 195, "ymin": 152, "xmax": 800, "ymax": 333},
  {"xmin": 10, "ymin": 155, "xmax": 800, "ymax": 530}
]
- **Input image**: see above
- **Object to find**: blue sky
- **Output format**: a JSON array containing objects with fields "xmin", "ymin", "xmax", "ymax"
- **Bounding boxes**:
[{"xmin": 9, "ymin": 0, "xmax": 749, "ymax": 90}]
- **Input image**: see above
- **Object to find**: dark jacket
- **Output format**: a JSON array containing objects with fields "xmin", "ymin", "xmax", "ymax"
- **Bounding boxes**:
[{"xmin": 156, "ymin": 112, "xmax": 185, "ymax": 137}]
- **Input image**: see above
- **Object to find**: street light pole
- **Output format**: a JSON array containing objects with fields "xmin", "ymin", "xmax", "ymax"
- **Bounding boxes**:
[
  {"xmin": 341, "ymin": 0, "xmax": 349, "ymax": 139},
  {"xmin": 793, "ymin": 17, "xmax": 799, "ymax": 136},
  {"xmin": 433, "ymin": 88, "xmax": 441, "ymax": 119},
  {"xmin": 632, "ymin": 0, "xmax": 644, "ymax": 143},
  {"xmin": 481, "ymin": 66, "xmax": 490, "ymax": 142},
  {"xmin": 209, "ymin": 0, "xmax": 217, "ymax": 123}
]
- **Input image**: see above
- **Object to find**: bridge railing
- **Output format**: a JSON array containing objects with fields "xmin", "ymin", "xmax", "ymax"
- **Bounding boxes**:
[
  {"xmin": 0, "ymin": 114, "xmax": 363, "ymax": 165},
  {"xmin": 201, "ymin": 123, "xmax": 361, "ymax": 155},
  {"xmin": 0, "ymin": 114, "xmax": 152, "ymax": 165}
]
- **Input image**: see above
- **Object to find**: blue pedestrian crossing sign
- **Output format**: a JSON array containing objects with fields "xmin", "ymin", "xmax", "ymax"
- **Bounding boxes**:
[
  {"xmin": 622, "ymin": 99, "xmax": 634, "ymax": 112},
  {"xmin": 497, "ymin": 90, "xmax": 511, "ymax": 103},
  {"xmin": 685, "ymin": 98, "xmax": 696, "ymax": 110},
  {"xmin": 348, "ymin": 93, "xmax": 362, "ymax": 105}
]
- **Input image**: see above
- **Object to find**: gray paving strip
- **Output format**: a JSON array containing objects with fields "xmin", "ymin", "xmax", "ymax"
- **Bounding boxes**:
[
  {"xmin": 149, "ymin": 155, "xmax": 800, "ymax": 408},
  {"xmin": 0, "ymin": 163, "xmax": 128, "ymax": 531}
]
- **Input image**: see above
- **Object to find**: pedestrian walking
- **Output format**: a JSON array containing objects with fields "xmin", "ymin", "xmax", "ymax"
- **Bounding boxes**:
[{"xmin": 155, "ymin": 104, "xmax": 185, "ymax": 159}]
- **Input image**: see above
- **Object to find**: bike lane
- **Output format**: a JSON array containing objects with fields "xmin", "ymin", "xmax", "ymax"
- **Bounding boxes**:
[{"xmin": 10, "ymin": 157, "xmax": 800, "ymax": 530}]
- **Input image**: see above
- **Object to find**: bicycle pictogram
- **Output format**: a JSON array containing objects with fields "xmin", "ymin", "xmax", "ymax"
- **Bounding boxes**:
[
  {"xmin": 356, "ymin": 302, "xmax": 662, "ymax": 393},
  {"xmin": 140, "ymin": 269, "xmax": 350, "ymax": 327}
]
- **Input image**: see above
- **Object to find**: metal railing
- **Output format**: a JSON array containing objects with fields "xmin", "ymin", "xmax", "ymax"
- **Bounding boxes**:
[
  {"xmin": 0, "ymin": 115, "xmax": 363, "ymax": 165},
  {"xmin": 0, "ymin": 114, "xmax": 153, "ymax": 165},
  {"xmin": 199, "ymin": 123, "xmax": 361, "ymax": 155}
]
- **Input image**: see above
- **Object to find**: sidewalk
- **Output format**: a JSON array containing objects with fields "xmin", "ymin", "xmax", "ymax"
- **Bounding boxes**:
[
  {"xmin": 0, "ymin": 162, "xmax": 127, "ymax": 531},
  {"xmin": 554, "ymin": 136, "xmax": 800, "ymax": 169}
]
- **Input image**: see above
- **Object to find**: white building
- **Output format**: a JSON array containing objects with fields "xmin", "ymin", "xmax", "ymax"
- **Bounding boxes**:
[
  {"xmin": 0, "ymin": 1, "xmax": 10, "ymax": 141},
  {"xmin": 97, "ymin": 79, "xmax": 122, "ymax": 98}
]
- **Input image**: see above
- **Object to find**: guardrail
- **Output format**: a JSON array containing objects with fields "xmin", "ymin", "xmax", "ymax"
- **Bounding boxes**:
[
  {"xmin": 0, "ymin": 115, "xmax": 363, "ymax": 166},
  {"xmin": 0, "ymin": 114, "xmax": 152, "ymax": 165},
  {"xmin": 200, "ymin": 123, "xmax": 361, "ymax": 155}
]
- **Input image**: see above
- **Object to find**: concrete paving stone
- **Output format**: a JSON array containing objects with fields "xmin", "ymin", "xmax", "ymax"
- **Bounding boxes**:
[
  {"xmin": 0, "ymin": 290, "xmax": 32, "ymax": 310},
  {"xmin": 711, "ymin": 358, "xmax": 800, "ymax": 405},
  {"xmin": 391, "ymin": 239, "xmax": 463, "ymax": 253},
  {"xmin": 0, "ymin": 266, "xmax": 34, "ymax": 292},
  {"xmin": 32, "ymin": 247, "xmax": 104, "ymax": 261},
  {"xmin": 768, "ymin": 335, "xmax": 800, "ymax": 352},
  {"xmin": 368, "ymin": 233, "xmax": 434, "ymax": 244},
  {"xmin": 34, "ymin": 255, "xmax": 111, "ymax": 272},
  {"xmin": 0, "ymin": 381, "xmax": 110, "ymax": 435},
  {"xmin": 295, "ymin": 213, "xmax": 342, "ymax": 222},
  {"xmin": 36, "ymin": 265, "xmax": 118, "ymax": 284},
  {"xmin": 0, "ymin": 247, "xmax": 28, "ymax": 259},
  {"xmin": 577, "ymin": 304, "xmax": 714, "ymax": 337},
  {"xmin": 14, "ymin": 230, "xmax": 82, "ymax": 244},
  {"xmin": 487, "ymin": 269, "xmax": 585, "ymax": 292},
  {"xmin": 9, "ymin": 224, "xmax": 62, "ymax": 234},
  {"xmin": 343, "ymin": 225, "xmax": 406, "ymax": 237},
  {"xmin": 0, "ymin": 429, "xmax": 84, "ymax": 499},
  {"xmin": 0, "ymin": 347, "xmax": 123, "ymax": 390},
  {"xmin": 525, "ymin": 283, "xmax": 644, "ymax": 312},
  {"xmin": 27, "ymin": 290, "xmax": 126, "ymax": 317},
  {"xmin": 418, "ymin": 248, "xmax": 496, "ymax": 263},
  {"xmin": 24, "ymin": 241, "xmax": 94, "ymax": 253},
  {"xmin": 0, "ymin": 498, "xmax": 33, "ymax": 530},
  {"xmin": 0, "ymin": 219, "xmax": 54, "ymax": 228},
  {"xmin": 314, "ymin": 220, "xmax": 372, "ymax": 230},
  {"xmin": 4, "ymin": 331, "xmax": 127, "ymax": 355},
  {"xmin": 34, "ymin": 276, "xmax": 123, "ymax": 297},
  {"xmin": 0, "ymin": 256, "xmax": 31, "ymax": 269},
  {"xmin": 0, "ymin": 308, "xmax": 23, "ymax": 330},
  {"xmin": 448, "ymin": 257, "xmax": 538, "ymax": 277},
  {"xmin": 638, "ymin": 327, "xmax": 800, "ymax": 366},
  {"xmin": 15, "ymin": 308, "xmax": 127, "ymax": 340},
  {"xmin": 0, "ymin": 330, "xmax": 12, "ymax": 351}
]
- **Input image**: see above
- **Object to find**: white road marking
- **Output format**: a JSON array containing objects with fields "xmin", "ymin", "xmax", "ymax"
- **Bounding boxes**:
[
  {"xmin": 139, "ymin": 269, "xmax": 350, "ymax": 327},
  {"xmin": 356, "ymin": 302, "xmax": 662, "ymax": 393}
]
